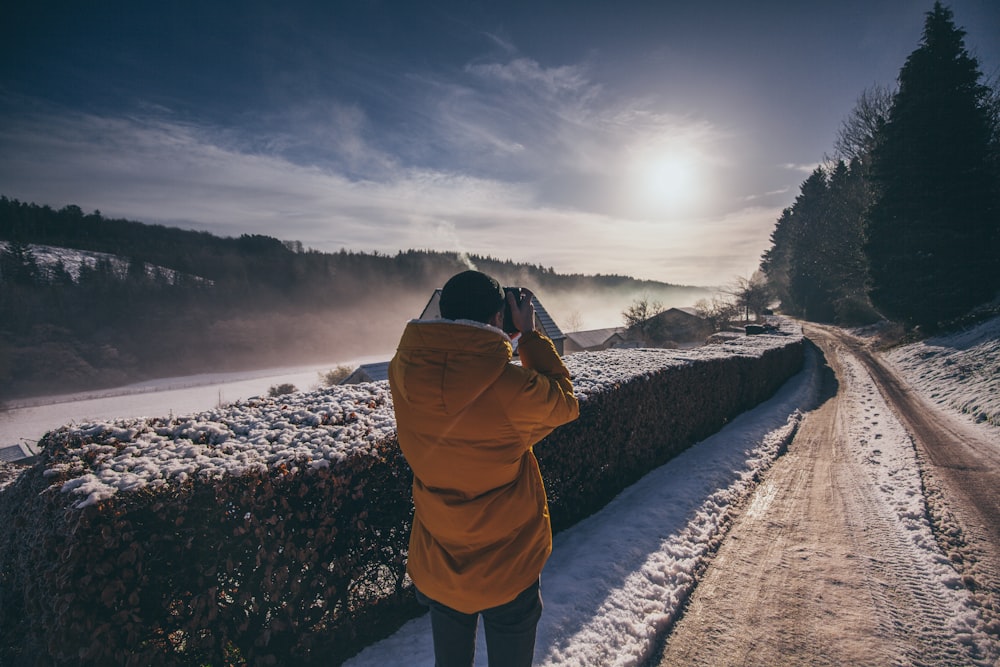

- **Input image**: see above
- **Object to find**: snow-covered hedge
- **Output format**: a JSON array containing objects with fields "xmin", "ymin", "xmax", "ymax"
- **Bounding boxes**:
[
  {"xmin": 0, "ymin": 321, "xmax": 802, "ymax": 666},
  {"xmin": 541, "ymin": 326, "xmax": 804, "ymax": 532}
]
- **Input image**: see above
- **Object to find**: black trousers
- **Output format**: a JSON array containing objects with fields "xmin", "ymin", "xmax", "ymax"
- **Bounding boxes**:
[{"xmin": 415, "ymin": 579, "xmax": 543, "ymax": 667}]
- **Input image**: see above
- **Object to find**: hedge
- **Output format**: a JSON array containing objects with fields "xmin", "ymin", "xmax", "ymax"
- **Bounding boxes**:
[
  {"xmin": 0, "ymin": 327, "xmax": 803, "ymax": 666},
  {"xmin": 539, "ymin": 339, "xmax": 803, "ymax": 531}
]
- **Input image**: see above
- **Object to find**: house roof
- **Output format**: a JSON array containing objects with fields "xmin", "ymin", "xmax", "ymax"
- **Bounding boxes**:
[
  {"xmin": 0, "ymin": 443, "xmax": 38, "ymax": 465},
  {"xmin": 565, "ymin": 327, "xmax": 625, "ymax": 349},
  {"xmin": 341, "ymin": 361, "xmax": 391, "ymax": 384},
  {"xmin": 419, "ymin": 288, "xmax": 565, "ymax": 341},
  {"xmin": 659, "ymin": 307, "xmax": 704, "ymax": 320}
]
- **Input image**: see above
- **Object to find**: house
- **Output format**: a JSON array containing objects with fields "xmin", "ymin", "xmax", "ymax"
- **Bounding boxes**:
[
  {"xmin": 419, "ymin": 289, "xmax": 567, "ymax": 355},
  {"xmin": 563, "ymin": 327, "xmax": 633, "ymax": 353},
  {"xmin": 340, "ymin": 361, "xmax": 391, "ymax": 385},
  {"xmin": 630, "ymin": 307, "xmax": 714, "ymax": 347}
]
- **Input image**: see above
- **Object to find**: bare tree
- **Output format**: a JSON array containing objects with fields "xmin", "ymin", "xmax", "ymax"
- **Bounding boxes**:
[
  {"xmin": 833, "ymin": 84, "xmax": 893, "ymax": 163},
  {"xmin": 723, "ymin": 272, "xmax": 771, "ymax": 323},
  {"xmin": 562, "ymin": 310, "xmax": 584, "ymax": 333},
  {"xmin": 622, "ymin": 295, "xmax": 666, "ymax": 344},
  {"xmin": 694, "ymin": 296, "xmax": 740, "ymax": 332},
  {"xmin": 622, "ymin": 295, "xmax": 664, "ymax": 328},
  {"xmin": 319, "ymin": 365, "xmax": 355, "ymax": 386}
]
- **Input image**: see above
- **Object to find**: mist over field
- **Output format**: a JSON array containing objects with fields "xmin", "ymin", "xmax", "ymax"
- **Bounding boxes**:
[
  {"xmin": 0, "ymin": 208, "xmax": 714, "ymax": 402},
  {"xmin": 535, "ymin": 284, "xmax": 713, "ymax": 331}
]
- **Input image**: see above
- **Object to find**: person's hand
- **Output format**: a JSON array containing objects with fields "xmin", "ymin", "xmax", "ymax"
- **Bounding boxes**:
[{"xmin": 508, "ymin": 288, "xmax": 535, "ymax": 334}]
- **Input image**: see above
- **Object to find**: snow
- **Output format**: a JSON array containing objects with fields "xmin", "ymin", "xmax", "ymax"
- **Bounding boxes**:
[
  {"xmin": 566, "ymin": 319, "xmax": 799, "ymax": 401},
  {"xmin": 0, "ymin": 359, "xmax": 386, "ymax": 452},
  {"xmin": 0, "ymin": 241, "xmax": 209, "ymax": 284},
  {"xmin": 835, "ymin": 352, "xmax": 989, "ymax": 656},
  {"xmin": 4, "ymin": 314, "xmax": 997, "ymax": 663},
  {"xmin": 41, "ymin": 381, "xmax": 398, "ymax": 508},
  {"xmin": 25, "ymin": 322, "xmax": 803, "ymax": 509},
  {"xmin": 344, "ymin": 317, "xmax": 1000, "ymax": 667},
  {"xmin": 345, "ymin": 340, "xmax": 819, "ymax": 667},
  {"xmin": 885, "ymin": 315, "xmax": 1000, "ymax": 428}
]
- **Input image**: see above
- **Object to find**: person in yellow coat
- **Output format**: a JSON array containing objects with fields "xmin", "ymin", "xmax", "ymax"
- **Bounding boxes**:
[{"xmin": 389, "ymin": 270, "xmax": 580, "ymax": 667}]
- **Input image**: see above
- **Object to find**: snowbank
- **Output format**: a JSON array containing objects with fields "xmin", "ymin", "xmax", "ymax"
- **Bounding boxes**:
[{"xmin": 885, "ymin": 315, "xmax": 1000, "ymax": 428}]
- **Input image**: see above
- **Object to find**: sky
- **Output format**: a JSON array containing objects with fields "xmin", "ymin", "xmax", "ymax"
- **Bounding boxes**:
[{"xmin": 1, "ymin": 1, "xmax": 998, "ymax": 286}]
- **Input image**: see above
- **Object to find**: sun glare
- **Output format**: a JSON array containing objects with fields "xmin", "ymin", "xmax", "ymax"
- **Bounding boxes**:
[{"xmin": 626, "ymin": 144, "xmax": 707, "ymax": 218}]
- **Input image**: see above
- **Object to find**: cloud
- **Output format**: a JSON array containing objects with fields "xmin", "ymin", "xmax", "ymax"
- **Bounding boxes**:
[
  {"xmin": 0, "ymin": 106, "xmax": 531, "ymax": 246},
  {"xmin": 420, "ymin": 56, "xmax": 742, "ymax": 226},
  {"xmin": 0, "ymin": 51, "xmax": 782, "ymax": 287},
  {"xmin": 743, "ymin": 187, "xmax": 791, "ymax": 202},
  {"xmin": 482, "ymin": 31, "xmax": 518, "ymax": 56},
  {"xmin": 465, "ymin": 58, "xmax": 595, "ymax": 99},
  {"xmin": 780, "ymin": 161, "xmax": 821, "ymax": 174}
]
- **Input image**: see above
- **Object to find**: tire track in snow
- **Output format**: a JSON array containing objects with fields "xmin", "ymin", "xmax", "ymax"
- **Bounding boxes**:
[
  {"xmin": 836, "ymin": 352, "xmax": 985, "ymax": 666},
  {"xmin": 837, "ymin": 327, "xmax": 1000, "ymax": 663}
]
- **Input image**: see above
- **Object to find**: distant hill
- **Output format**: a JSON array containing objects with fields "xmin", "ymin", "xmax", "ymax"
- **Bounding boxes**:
[
  {"xmin": 0, "ymin": 241, "xmax": 211, "ymax": 285},
  {"xmin": 0, "ymin": 196, "xmax": 712, "ymax": 399}
]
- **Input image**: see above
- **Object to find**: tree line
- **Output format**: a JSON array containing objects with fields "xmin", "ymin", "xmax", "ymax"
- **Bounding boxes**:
[
  {"xmin": 760, "ymin": 2, "xmax": 1000, "ymax": 331},
  {"xmin": 0, "ymin": 199, "xmax": 700, "ymax": 400}
]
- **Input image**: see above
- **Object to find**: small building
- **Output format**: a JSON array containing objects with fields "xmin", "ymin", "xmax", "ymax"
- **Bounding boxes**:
[
  {"xmin": 419, "ymin": 289, "xmax": 567, "ymax": 355},
  {"xmin": 340, "ymin": 361, "xmax": 391, "ymax": 385},
  {"xmin": 563, "ymin": 327, "xmax": 632, "ymax": 353},
  {"xmin": 630, "ymin": 307, "xmax": 714, "ymax": 347}
]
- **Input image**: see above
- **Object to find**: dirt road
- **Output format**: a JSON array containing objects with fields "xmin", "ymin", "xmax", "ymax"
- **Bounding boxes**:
[{"xmin": 652, "ymin": 324, "xmax": 999, "ymax": 666}]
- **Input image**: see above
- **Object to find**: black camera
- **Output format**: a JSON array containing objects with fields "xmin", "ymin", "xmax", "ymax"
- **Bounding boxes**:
[{"xmin": 502, "ymin": 287, "xmax": 524, "ymax": 334}]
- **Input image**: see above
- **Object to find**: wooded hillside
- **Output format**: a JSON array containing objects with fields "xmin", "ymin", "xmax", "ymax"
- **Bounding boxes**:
[{"xmin": 0, "ymin": 197, "xmax": 708, "ymax": 400}]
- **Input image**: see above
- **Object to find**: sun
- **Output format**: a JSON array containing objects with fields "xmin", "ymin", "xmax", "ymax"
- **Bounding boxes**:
[{"xmin": 626, "ymin": 144, "xmax": 706, "ymax": 218}]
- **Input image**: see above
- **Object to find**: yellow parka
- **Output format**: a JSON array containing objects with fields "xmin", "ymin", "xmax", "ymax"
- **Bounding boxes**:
[{"xmin": 389, "ymin": 319, "xmax": 579, "ymax": 613}]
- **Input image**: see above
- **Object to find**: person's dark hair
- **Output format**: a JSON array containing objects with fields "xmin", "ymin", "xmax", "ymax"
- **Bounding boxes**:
[{"xmin": 439, "ymin": 270, "xmax": 505, "ymax": 323}]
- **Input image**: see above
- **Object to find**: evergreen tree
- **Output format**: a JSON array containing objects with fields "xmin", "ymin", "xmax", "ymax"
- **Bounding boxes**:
[
  {"xmin": 866, "ymin": 2, "xmax": 999, "ymax": 329},
  {"xmin": 760, "ymin": 207, "xmax": 794, "ymax": 310},
  {"xmin": 825, "ymin": 159, "xmax": 876, "ymax": 323},
  {"xmin": 760, "ymin": 161, "xmax": 876, "ymax": 325},
  {"xmin": 786, "ymin": 169, "xmax": 832, "ymax": 320},
  {"xmin": 0, "ymin": 239, "xmax": 41, "ymax": 286},
  {"xmin": 49, "ymin": 259, "xmax": 75, "ymax": 286}
]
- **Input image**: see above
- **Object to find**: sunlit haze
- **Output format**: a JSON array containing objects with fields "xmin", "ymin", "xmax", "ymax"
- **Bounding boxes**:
[{"xmin": 1, "ymin": 1, "xmax": 997, "ymax": 285}]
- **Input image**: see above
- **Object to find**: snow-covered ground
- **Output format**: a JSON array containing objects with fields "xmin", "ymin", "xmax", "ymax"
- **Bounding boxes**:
[
  {"xmin": 0, "ymin": 357, "xmax": 387, "ymax": 453},
  {"xmin": 0, "ymin": 241, "xmax": 208, "ymax": 284},
  {"xmin": 3, "ymin": 316, "xmax": 997, "ymax": 664},
  {"xmin": 345, "ymin": 317, "xmax": 1000, "ymax": 667},
  {"xmin": 885, "ymin": 315, "xmax": 1000, "ymax": 428}
]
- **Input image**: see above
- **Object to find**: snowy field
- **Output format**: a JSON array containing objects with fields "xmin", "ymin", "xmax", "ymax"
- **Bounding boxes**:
[
  {"xmin": 0, "ymin": 357, "xmax": 387, "ymax": 453},
  {"xmin": 24, "ymin": 328, "xmax": 801, "ymax": 508},
  {"xmin": 0, "ymin": 241, "xmax": 207, "ymax": 284}
]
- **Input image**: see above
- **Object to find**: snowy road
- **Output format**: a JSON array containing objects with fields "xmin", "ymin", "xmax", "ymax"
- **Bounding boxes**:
[{"xmin": 654, "ymin": 324, "xmax": 998, "ymax": 666}]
